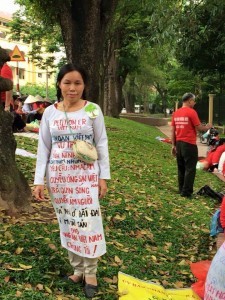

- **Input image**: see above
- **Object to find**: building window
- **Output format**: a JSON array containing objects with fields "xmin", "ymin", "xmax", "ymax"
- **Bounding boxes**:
[
  {"xmin": 38, "ymin": 73, "xmax": 42, "ymax": 78},
  {"xmin": 0, "ymin": 31, "xmax": 7, "ymax": 38},
  {"xmin": 19, "ymin": 69, "xmax": 25, "ymax": 80}
]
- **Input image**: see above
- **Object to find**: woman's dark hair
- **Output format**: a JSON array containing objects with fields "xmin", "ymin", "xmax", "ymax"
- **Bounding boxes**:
[
  {"xmin": 56, "ymin": 63, "xmax": 88, "ymax": 101},
  {"xmin": 0, "ymin": 47, "xmax": 11, "ymax": 67}
]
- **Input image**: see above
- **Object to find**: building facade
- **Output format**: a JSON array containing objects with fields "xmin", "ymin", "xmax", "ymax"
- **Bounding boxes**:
[{"xmin": 0, "ymin": 11, "xmax": 56, "ymax": 94}]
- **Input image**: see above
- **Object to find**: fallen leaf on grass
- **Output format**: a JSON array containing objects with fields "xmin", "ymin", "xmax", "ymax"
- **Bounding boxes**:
[
  {"xmin": 44, "ymin": 238, "xmax": 51, "ymax": 243},
  {"xmin": 44, "ymin": 286, "xmax": 52, "ymax": 294},
  {"xmin": 15, "ymin": 290, "xmax": 22, "ymax": 297},
  {"xmin": 178, "ymin": 259, "xmax": 188, "ymax": 266},
  {"xmin": 113, "ymin": 214, "xmax": 126, "ymax": 221},
  {"xmin": 18, "ymin": 263, "xmax": 32, "ymax": 270},
  {"xmin": 173, "ymin": 281, "xmax": 184, "ymax": 288},
  {"xmin": 15, "ymin": 247, "xmax": 24, "ymax": 255},
  {"xmin": 161, "ymin": 280, "xmax": 170, "ymax": 287},
  {"xmin": 115, "ymin": 255, "xmax": 123, "ymax": 265},
  {"xmin": 0, "ymin": 250, "xmax": 10, "ymax": 254},
  {"xmin": 117, "ymin": 290, "xmax": 129, "ymax": 296},
  {"xmin": 151, "ymin": 255, "xmax": 157, "ymax": 261},
  {"xmin": 36, "ymin": 284, "xmax": 44, "ymax": 290},
  {"xmin": 5, "ymin": 266, "xmax": 25, "ymax": 271},
  {"xmin": 4, "ymin": 231, "xmax": 14, "ymax": 241},
  {"xmin": 24, "ymin": 283, "xmax": 32, "ymax": 289},
  {"xmin": 4, "ymin": 276, "xmax": 10, "ymax": 283},
  {"xmin": 48, "ymin": 243, "xmax": 57, "ymax": 250},
  {"xmin": 115, "ymin": 243, "xmax": 129, "ymax": 252},
  {"xmin": 104, "ymin": 286, "xmax": 118, "ymax": 293},
  {"xmin": 145, "ymin": 216, "xmax": 153, "ymax": 221},
  {"xmin": 103, "ymin": 277, "xmax": 114, "ymax": 283}
]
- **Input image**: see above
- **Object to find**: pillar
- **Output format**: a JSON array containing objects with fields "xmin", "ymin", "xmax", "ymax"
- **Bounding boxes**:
[{"xmin": 208, "ymin": 94, "xmax": 215, "ymax": 125}]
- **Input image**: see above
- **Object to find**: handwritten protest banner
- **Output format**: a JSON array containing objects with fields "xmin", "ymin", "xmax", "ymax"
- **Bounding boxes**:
[{"xmin": 48, "ymin": 114, "xmax": 106, "ymax": 258}]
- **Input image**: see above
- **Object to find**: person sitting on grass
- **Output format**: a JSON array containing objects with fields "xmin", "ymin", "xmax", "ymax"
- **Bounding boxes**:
[
  {"xmin": 11, "ymin": 96, "xmax": 27, "ymax": 132},
  {"xmin": 197, "ymin": 139, "xmax": 225, "ymax": 172}
]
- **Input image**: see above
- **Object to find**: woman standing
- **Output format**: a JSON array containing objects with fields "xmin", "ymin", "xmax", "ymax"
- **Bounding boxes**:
[{"xmin": 34, "ymin": 63, "xmax": 110, "ymax": 298}]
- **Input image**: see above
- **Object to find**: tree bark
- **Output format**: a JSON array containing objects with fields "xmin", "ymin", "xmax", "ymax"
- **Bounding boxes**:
[
  {"xmin": 115, "ymin": 74, "xmax": 124, "ymax": 115},
  {"xmin": 0, "ymin": 107, "xmax": 32, "ymax": 213},
  {"xmin": 101, "ymin": 28, "xmax": 126, "ymax": 116},
  {"xmin": 154, "ymin": 83, "xmax": 168, "ymax": 117},
  {"xmin": 102, "ymin": 38, "xmax": 121, "ymax": 117},
  {"xmin": 58, "ymin": 0, "xmax": 118, "ymax": 105}
]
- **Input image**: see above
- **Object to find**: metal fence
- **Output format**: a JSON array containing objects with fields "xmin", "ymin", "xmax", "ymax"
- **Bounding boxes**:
[
  {"xmin": 195, "ymin": 94, "xmax": 225, "ymax": 125},
  {"xmin": 195, "ymin": 97, "xmax": 209, "ymax": 124}
]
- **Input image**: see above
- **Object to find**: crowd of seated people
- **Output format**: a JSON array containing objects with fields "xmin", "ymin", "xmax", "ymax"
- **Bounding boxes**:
[
  {"xmin": 11, "ymin": 94, "xmax": 52, "ymax": 132},
  {"xmin": 21, "ymin": 94, "xmax": 51, "ymax": 123}
]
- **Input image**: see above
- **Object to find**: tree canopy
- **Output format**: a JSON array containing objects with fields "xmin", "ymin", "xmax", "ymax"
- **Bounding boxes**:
[
  {"xmin": 177, "ymin": 0, "xmax": 225, "ymax": 92},
  {"xmin": 9, "ymin": 0, "xmax": 225, "ymax": 111}
]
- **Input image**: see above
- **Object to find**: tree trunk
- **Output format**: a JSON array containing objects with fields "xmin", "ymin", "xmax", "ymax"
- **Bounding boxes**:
[
  {"xmin": 102, "ymin": 39, "xmax": 121, "ymax": 117},
  {"xmin": 0, "ymin": 107, "xmax": 32, "ymax": 213},
  {"xmin": 100, "ymin": 26, "xmax": 125, "ymax": 117},
  {"xmin": 154, "ymin": 83, "xmax": 168, "ymax": 117},
  {"xmin": 58, "ymin": 0, "xmax": 118, "ymax": 107},
  {"xmin": 143, "ymin": 92, "xmax": 149, "ymax": 113},
  {"xmin": 116, "ymin": 75, "xmax": 124, "ymax": 115}
]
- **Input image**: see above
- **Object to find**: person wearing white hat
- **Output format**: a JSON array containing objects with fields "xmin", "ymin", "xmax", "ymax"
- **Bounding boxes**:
[
  {"xmin": 34, "ymin": 95, "xmax": 44, "ymax": 102},
  {"xmin": 22, "ymin": 94, "xmax": 45, "ymax": 123},
  {"xmin": 43, "ymin": 97, "xmax": 52, "ymax": 109}
]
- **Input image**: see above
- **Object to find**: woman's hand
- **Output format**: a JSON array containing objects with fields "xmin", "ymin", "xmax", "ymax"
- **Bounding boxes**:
[
  {"xmin": 33, "ymin": 185, "xmax": 46, "ymax": 201},
  {"xmin": 98, "ymin": 179, "xmax": 107, "ymax": 199}
]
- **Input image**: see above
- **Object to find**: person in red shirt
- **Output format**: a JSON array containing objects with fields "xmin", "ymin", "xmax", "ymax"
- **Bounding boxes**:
[
  {"xmin": 171, "ymin": 93, "xmax": 211, "ymax": 198},
  {"xmin": 0, "ymin": 52, "xmax": 13, "ymax": 112},
  {"xmin": 0, "ymin": 47, "xmax": 13, "ymax": 93}
]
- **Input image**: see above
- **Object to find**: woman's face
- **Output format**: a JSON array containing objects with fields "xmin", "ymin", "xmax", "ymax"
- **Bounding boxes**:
[{"xmin": 59, "ymin": 71, "xmax": 85, "ymax": 102}]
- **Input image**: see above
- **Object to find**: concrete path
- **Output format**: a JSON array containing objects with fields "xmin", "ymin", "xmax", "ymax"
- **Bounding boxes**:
[{"xmin": 157, "ymin": 124, "xmax": 208, "ymax": 158}]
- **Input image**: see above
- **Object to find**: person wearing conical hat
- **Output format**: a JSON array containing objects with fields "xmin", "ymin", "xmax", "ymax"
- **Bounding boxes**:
[{"xmin": 22, "ymin": 95, "xmax": 44, "ymax": 123}]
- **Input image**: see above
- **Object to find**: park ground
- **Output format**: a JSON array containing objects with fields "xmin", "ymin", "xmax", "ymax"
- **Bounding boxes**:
[{"xmin": 0, "ymin": 116, "xmax": 224, "ymax": 300}]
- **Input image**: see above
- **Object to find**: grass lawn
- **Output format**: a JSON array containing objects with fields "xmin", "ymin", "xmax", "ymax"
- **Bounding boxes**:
[{"xmin": 0, "ymin": 117, "xmax": 224, "ymax": 299}]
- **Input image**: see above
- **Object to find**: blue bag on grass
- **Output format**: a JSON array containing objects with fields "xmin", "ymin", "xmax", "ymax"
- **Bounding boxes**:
[{"xmin": 210, "ymin": 209, "xmax": 224, "ymax": 237}]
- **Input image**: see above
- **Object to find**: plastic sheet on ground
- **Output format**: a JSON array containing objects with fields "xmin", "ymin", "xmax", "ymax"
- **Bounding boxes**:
[
  {"xmin": 15, "ymin": 148, "xmax": 37, "ymax": 158},
  {"xmin": 155, "ymin": 136, "xmax": 172, "ymax": 144},
  {"xmin": 118, "ymin": 272, "xmax": 201, "ymax": 300}
]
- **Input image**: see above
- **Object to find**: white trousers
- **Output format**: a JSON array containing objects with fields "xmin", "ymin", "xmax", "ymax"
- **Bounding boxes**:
[{"xmin": 68, "ymin": 250, "xmax": 98, "ymax": 278}]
